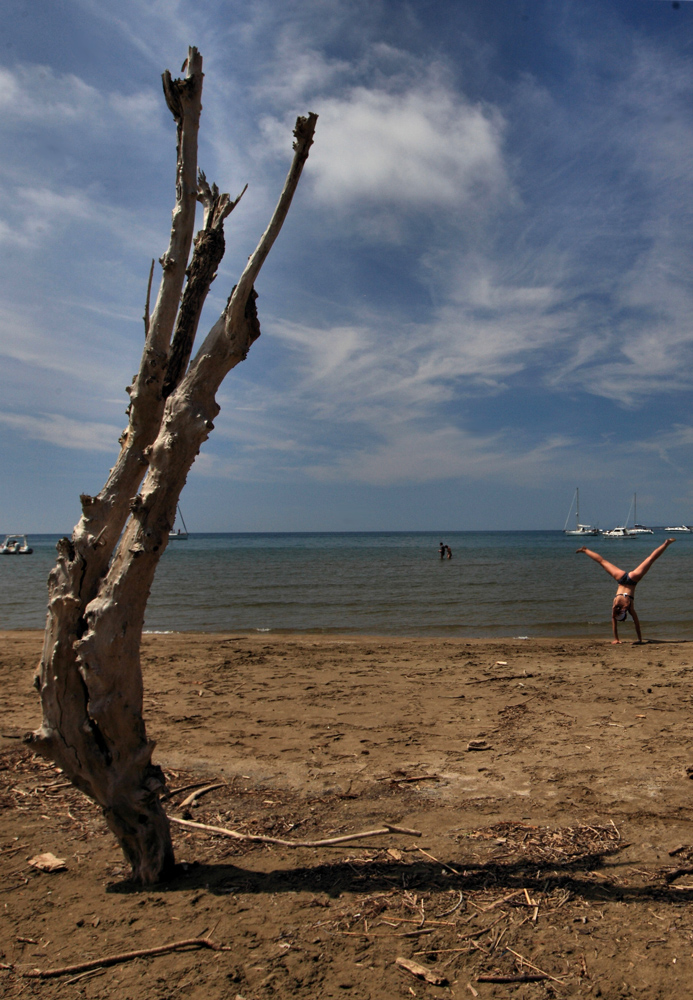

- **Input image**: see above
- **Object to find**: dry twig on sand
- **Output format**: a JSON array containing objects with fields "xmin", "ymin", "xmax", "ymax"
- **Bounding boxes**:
[
  {"xmin": 396, "ymin": 956, "xmax": 448, "ymax": 986},
  {"xmin": 477, "ymin": 973, "xmax": 549, "ymax": 983},
  {"xmin": 21, "ymin": 937, "xmax": 228, "ymax": 979},
  {"xmin": 169, "ymin": 816, "xmax": 421, "ymax": 847},
  {"xmin": 178, "ymin": 783, "xmax": 225, "ymax": 809},
  {"xmin": 505, "ymin": 947, "xmax": 564, "ymax": 985}
]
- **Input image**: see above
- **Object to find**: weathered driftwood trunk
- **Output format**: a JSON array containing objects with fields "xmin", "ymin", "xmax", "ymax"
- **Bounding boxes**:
[{"xmin": 29, "ymin": 48, "xmax": 316, "ymax": 884}]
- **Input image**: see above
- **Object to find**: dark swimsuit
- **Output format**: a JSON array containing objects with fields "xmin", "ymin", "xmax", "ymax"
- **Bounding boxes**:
[{"xmin": 618, "ymin": 572, "xmax": 634, "ymax": 587}]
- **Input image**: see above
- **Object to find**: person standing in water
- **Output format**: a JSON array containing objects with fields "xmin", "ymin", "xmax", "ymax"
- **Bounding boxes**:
[{"xmin": 576, "ymin": 537, "xmax": 676, "ymax": 644}]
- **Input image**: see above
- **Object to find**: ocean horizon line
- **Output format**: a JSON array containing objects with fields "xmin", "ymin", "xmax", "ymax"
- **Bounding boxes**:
[{"xmin": 13, "ymin": 526, "xmax": 686, "ymax": 538}]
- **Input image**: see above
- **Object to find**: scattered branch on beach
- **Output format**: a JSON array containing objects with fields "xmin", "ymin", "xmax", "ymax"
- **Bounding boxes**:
[
  {"xmin": 178, "ymin": 782, "xmax": 225, "ymax": 809},
  {"xmin": 505, "ymin": 946, "xmax": 565, "ymax": 985},
  {"xmin": 169, "ymin": 816, "xmax": 421, "ymax": 848},
  {"xmin": 465, "ymin": 673, "xmax": 534, "ymax": 685},
  {"xmin": 664, "ymin": 865, "xmax": 693, "ymax": 883},
  {"xmin": 414, "ymin": 917, "xmax": 505, "ymax": 954},
  {"xmin": 477, "ymin": 973, "xmax": 550, "ymax": 983},
  {"xmin": 417, "ymin": 846, "xmax": 462, "ymax": 876},
  {"xmin": 161, "ymin": 779, "xmax": 215, "ymax": 801},
  {"xmin": 377, "ymin": 772, "xmax": 441, "ymax": 783},
  {"xmin": 21, "ymin": 937, "xmax": 229, "ymax": 979},
  {"xmin": 396, "ymin": 956, "xmax": 448, "ymax": 986},
  {"xmin": 466, "ymin": 820, "xmax": 623, "ymax": 865},
  {"xmin": 436, "ymin": 890, "xmax": 464, "ymax": 917}
]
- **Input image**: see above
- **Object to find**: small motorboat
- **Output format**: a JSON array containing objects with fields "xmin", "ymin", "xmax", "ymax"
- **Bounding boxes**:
[
  {"xmin": 601, "ymin": 526, "xmax": 636, "ymax": 539},
  {"xmin": 0, "ymin": 534, "xmax": 33, "ymax": 554},
  {"xmin": 602, "ymin": 496, "xmax": 640, "ymax": 538},
  {"xmin": 666, "ymin": 525, "xmax": 692, "ymax": 533}
]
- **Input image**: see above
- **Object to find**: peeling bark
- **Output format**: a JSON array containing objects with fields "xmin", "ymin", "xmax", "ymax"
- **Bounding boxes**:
[{"xmin": 31, "ymin": 47, "xmax": 317, "ymax": 884}]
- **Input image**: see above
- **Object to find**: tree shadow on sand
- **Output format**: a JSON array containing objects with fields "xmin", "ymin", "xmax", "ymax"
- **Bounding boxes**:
[{"xmin": 107, "ymin": 851, "xmax": 692, "ymax": 906}]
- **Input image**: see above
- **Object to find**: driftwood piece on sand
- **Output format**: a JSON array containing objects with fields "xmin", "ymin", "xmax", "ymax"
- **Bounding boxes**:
[
  {"xmin": 21, "ymin": 937, "xmax": 228, "ymax": 979},
  {"xmin": 178, "ymin": 782, "xmax": 225, "ymax": 809},
  {"xmin": 477, "ymin": 973, "xmax": 549, "ymax": 983},
  {"xmin": 170, "ymin": 816, "xmax": 421, "ymax": 848},
  {"xmin": 396, "ymin": 956, "xmax": 448, "ymax": 986}
]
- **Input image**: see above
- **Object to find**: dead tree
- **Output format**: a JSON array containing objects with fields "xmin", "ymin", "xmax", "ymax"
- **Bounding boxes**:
[{"xmin": 29, "ymin": 48, "xmax": 317, "ymax": 884}]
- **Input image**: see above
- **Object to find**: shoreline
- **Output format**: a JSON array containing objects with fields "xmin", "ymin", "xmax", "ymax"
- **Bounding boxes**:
[{"xmin": 7, "ymin": 626, "xmax": 685, "ymax": 640}]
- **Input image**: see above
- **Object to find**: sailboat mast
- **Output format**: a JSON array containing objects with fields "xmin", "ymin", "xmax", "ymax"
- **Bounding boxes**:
[
  {"xmin": 177, "ymin": 505, "xmax": 188, "ymax": 535},
  {"xmin": 576, "ymin": 487, "xmax": 579, "ymax": 529},
  {"xmin": 625, "ymin": 494, "xmax": 634, "ymax": 529}
]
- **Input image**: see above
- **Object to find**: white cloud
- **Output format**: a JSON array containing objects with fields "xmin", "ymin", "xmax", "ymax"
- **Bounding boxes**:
[
  {"xmin": 0, "ymin": 412, "xmax": 122, "ymax": 453},
  {"xmin": 0, "ymin": 65, "xmax": 99, "ymax": 123},
  {"xmin": 0, "ymin": 182, "xmax": 163, "ymax": 253},
  {"xmin": 262, "ymin": 80, "xmax": 510, "ymax": 211},
  {"xmin": 266, "ymin": 256, "xmax": 570, "ymax": 430},
  {"xmin": 253, "ymin": 45, "xmax": 351, "ymax": 105},
  {"xmin": 0, "ymin": 62, "xmax": 162, "ymax": 133}
]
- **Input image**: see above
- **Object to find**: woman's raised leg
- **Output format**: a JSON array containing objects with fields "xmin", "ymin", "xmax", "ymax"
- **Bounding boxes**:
[
  {"xmin": 628, "ymin": 538, "xmax": 676, "ymax": 584},
  {"xmin": 576, "ymin": 547, "xmax": 625, "ymax": 582}
]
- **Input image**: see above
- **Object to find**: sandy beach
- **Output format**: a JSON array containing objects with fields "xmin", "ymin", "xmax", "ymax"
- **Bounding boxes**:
[{"xmin": 3, "ymin": 629, "xmax": 693, "ymax": 998}]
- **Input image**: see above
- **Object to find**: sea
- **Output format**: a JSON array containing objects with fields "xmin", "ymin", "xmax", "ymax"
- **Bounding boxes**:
[{"xmin": 1, "ymin": 531, "xmax": 691, "ymax": 640}]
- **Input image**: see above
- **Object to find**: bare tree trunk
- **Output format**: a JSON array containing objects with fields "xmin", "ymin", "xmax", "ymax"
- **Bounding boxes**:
[{"xmin": 29, "ymin": 48, "xmax": 317, "ymax": 884}]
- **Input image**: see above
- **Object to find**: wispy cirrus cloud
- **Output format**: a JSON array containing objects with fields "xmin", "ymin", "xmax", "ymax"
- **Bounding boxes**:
[
  {"xmin": 0, "ymin": 62, "xmax": 162, "ymax": 132},
  {"xmin": 0, "ymin": 412, "xmax": 122, "ymax": 453}
]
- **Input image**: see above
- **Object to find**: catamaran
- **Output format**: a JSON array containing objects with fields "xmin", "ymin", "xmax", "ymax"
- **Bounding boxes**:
[{"xmin": 563, "ymin": 488, "xmax": 599, "ymax": 536}]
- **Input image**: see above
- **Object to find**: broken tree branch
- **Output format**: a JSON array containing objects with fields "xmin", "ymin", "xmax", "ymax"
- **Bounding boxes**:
[
  {"xmin": 227, "ymin": 114, "xmax": 317, "ymax": 331},
  {"xmin": 22, "ymin": 937, "xmax": 228, "ymax": 979},
  {"xmin": 396, "ymin": 957, "xmax": 448, "ymax": 986},
  {"xmin": 477, "ymin": 974, "xmax": 549, "ymax": 983},
  {"xmin": 143, "ymin": 259, "xmax": 155, "ymax": 337},
  {"xmin": 178, "ymin": 782, "xmax": 225, "ymax": 809},
  {"xmin": 169, "ymin": 816, "xmax": 421, "ymax": 847}
]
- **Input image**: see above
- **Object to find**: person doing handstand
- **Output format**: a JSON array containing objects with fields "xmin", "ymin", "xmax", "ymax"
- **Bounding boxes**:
[{"xmin": 576, "ymin": 537, "xmax": 676, "ymax": 644}]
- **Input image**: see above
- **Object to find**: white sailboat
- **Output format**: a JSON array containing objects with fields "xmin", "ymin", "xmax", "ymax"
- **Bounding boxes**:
[
  {"xmin": 629, "ymin": 494, "xmax": 653, "ymax": 535},
  {"xmin": 169, "ymin": 505, "xmax": 189, "ymax": 540},
  {"xmin": 563, "ymin": 488, "xmax": 599, "ymax": 536}
]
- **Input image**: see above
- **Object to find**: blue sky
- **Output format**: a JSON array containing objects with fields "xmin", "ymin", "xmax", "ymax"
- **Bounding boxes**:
[{"xmin": 2, "ymin": 0, "xmax": 693, "ymax": 532}]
